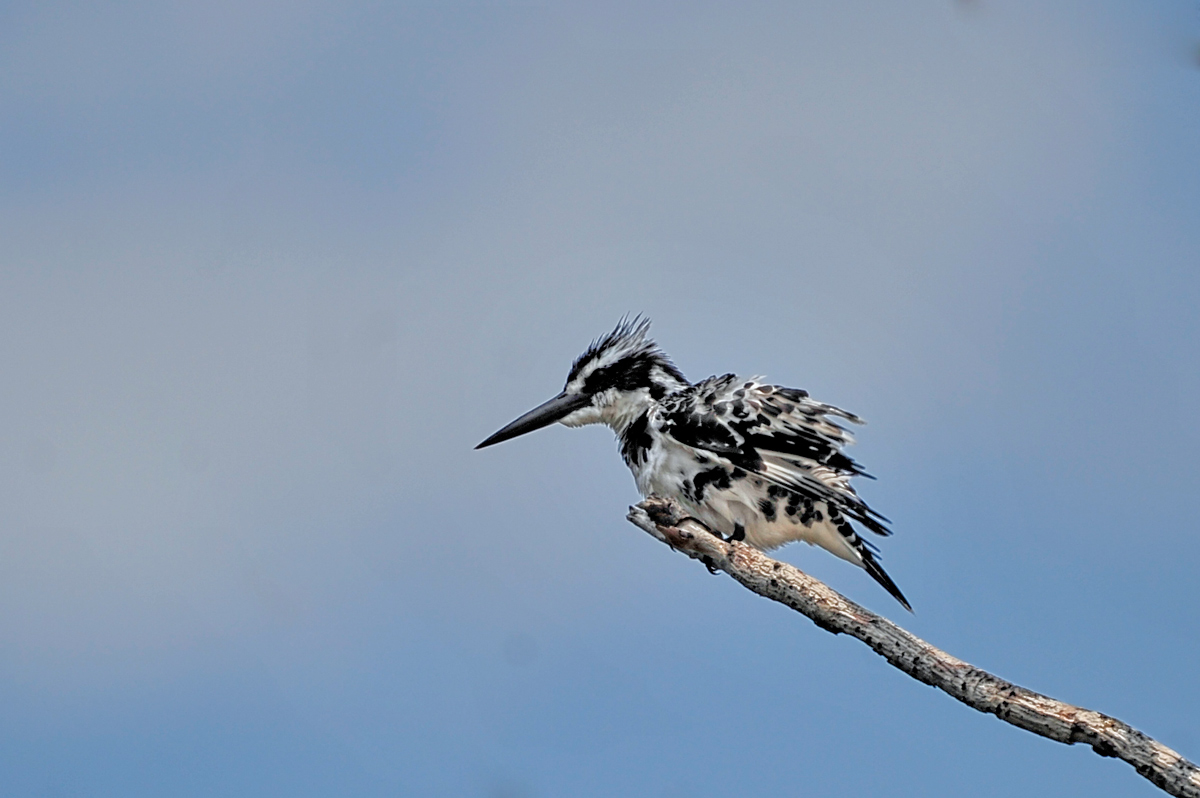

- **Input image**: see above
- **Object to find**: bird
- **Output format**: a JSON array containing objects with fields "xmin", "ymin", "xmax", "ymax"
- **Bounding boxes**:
[{"xmin": 476, "ymin": 317, "xmax": 910, "ymax": 611}]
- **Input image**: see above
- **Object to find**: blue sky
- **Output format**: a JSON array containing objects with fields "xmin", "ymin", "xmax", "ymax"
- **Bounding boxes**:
[{"xmin": 1, "ymin": 2, "xmax": 1198, "ymax": 796}]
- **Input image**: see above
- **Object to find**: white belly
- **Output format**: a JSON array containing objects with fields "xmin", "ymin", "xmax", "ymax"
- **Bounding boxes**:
[{"xmin": 627, "ymin": 436, "xmax": 862, "ymax": 565}]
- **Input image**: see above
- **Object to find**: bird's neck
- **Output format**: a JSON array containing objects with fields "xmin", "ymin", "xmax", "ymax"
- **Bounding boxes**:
[
  {"xmin": 604, "ymin": 371, "xmax": 687, "ymax": 433},
  {"xmin": 601, "ymin": 389, "xmax": 658, "ymax": 435}
]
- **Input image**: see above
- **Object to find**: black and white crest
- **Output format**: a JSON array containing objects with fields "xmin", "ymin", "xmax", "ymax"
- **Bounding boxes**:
[
  {"xmin": 564, "ymin": 316, "xmax": 688, "ymax": 401},
  {"xmin": 478, "ymin": 317, "xmax": 910, "ymax": 610}
]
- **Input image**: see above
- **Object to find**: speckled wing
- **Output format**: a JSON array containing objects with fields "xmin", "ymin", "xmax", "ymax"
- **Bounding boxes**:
[{"xmin": 657, "ymin": 374, "xmax": 891, "ymax": 538}]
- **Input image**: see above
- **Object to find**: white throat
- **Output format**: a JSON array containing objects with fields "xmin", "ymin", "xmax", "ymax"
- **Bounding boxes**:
[{"xmin": 561, "ymin": 388, "xmax": 655, "ymax": 434}]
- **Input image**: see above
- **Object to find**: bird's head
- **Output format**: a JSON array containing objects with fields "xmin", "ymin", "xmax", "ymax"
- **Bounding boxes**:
[{"xmin": 476, "ymin": 316, "xmax": 688, "ymax": 449}]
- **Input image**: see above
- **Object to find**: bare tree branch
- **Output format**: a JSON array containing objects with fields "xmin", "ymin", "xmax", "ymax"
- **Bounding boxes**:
[{"xmin": 627, "ymin": 497, "xmax": 1200, "ymax": 798}]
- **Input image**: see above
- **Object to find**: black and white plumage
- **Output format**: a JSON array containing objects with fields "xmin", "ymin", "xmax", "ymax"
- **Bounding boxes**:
[{"xmin": 477, "ymin": 317, "xmax": 910, "ymax": 610}]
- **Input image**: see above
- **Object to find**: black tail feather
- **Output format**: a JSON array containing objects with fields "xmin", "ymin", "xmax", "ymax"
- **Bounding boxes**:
[
  {"xmin": 860, "ymin": 549, "xmax": 912, "ymax": 612},
  {"xmin": 831, "ymin": 515, "xmax": 911, "ymax": 611}
]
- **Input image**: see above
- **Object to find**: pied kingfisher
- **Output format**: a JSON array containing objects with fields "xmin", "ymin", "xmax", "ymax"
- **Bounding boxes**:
[{"xmin": 477, "ymin": 317, "xmax": 910, "ymax": 610}]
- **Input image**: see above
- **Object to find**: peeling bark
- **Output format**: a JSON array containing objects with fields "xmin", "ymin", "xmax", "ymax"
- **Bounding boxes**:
[{"xmin": 628, "ymin": 497, "xmax": 1200, "ymax": 798}]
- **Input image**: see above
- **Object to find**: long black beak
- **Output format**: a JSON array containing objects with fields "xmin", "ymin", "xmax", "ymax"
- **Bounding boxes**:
[{"xmin": 475, "ymin": 392, "xmax": 592, "ymax": 449}]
